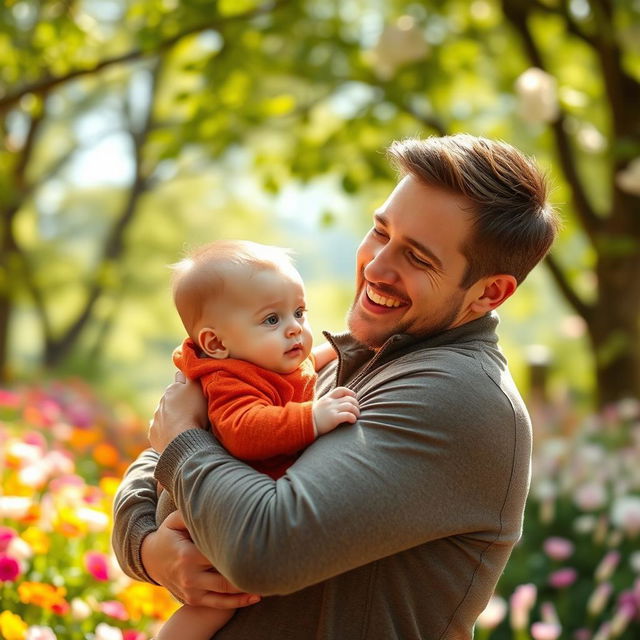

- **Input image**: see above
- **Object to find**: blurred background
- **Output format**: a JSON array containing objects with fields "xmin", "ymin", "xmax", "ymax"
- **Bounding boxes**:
[{"xmin": 2, "ymin": 1, "xmax": 640, "ymax": 638}]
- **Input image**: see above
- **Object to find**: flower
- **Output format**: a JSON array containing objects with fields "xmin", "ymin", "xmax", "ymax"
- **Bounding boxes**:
[
  {"xmin": 594, "ymin": 550, "xmax": 621, "ymax": 582},
  {"xmin": 76, "ymin": 507, "xmax": 110, "ymax": 533},
  {"xmin": 367, "ymin": 16, "xmax": 429, "ymax": 79},
  {"xmin": 543, "ymin": 537, "xmax": 575, "ymax": 561},
  {"xmin": 18, "ymin": 581, "xmax": 69, "ymax": 613},
  {"xmin": 100, "ymin": 600, "xmax": 129, "ymax": 621},
  {"xmin": 0, "ymin": 496, "xmax": 34, "ymax": 520},
  {"xmin": 531, "ymin": 621, "xmax": 562, "ymax": 640},
  {"xmin": 515, "ymin": 68, "xmax": 559, "ymax": 124},
  {"xmin": 95, "ymin": 623, "xmax": 124, "ymax": 640},
  {"xmin": 510, "ymin": 583, "xmax": 537, "ymax": 630},
  {"xmin": 25, "ymin": 627, "xmax": 57, "ymax": 640},
  {"xmin": 0, "ymin": 553, "xmax": 22, "ymax": 582},
  {"xmin": 587, "ymin": 582, "xmax": 613, "ymax": 616},
  {"xmin": 574, "ymin": 482, "xmax": 608, "ymax": 511},
  {"xmin": 70, "ymin": 597, "xmax": 93, "ymax": 621},
  {"xmin": 616, "ymin": 157, "xmax": 640, "ymax": 197},
  {"xmin": 85, "ymin": 550, "xmax": 110, "ymax": 581},
  {"xmin": 0, "ymin": 526, "xmax": 18, "ymax": 552},
  {"xmin": 611, "ymin": 495, "xmax": 640, "ymax": 536},
  {"xmin": 0, "ymin": 610, "xmax": 28, "ymax": 640},
  {"xmin": 476, "ymin": 595, "xmax": 507, "ymax": 629},
  {"xmin": 548, "ymin": 567, "xmax": 578, "ymax": 589}
]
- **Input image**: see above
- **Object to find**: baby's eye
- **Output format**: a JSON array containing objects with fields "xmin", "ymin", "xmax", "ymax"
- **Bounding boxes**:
[
  {"xmin": 264, "ymin": 314, "xmax": 279, "ymax": 326},
  {"xmin": 294, "ymin": 307, "xmax": 306, "ymax": 319}
]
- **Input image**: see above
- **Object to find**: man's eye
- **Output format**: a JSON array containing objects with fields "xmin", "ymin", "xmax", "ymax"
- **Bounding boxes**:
[
  {"xmin": 264, "ymin": 314, "xmax": 279, "ymax": 325},
  {"xmin": 372, "ymin": 227, "xmax": 388, "ymax": 239},
  {"xmin": 408, "ymin": 252, "xmax": 431, "ymax": 268}
]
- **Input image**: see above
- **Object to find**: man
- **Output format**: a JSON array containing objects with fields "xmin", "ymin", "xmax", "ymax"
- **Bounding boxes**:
[{"xmin": 113, "ymin": 134, "xmax": 559, "ymax": 639}]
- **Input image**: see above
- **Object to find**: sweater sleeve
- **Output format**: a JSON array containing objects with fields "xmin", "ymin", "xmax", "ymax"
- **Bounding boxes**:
[
  {"xmin": 111, "ymin": 448, "xmax": 161, "ymax": 584},
  {"xmin": 154, "ymin": 355, "xmax": 529, "ymax": 596},
  {"xmin": 204, "ymin": 371, "xmax": 315, "ymax": 461}
]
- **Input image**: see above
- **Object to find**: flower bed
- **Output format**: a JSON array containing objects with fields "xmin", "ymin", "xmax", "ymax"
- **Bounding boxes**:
[
  {"xmin": 1, "ymin": 381, "xmax": 640, "ymax": 639},
  {"xmin": 0, "ymin": 381, "xmax": 177, "ymax": 640}
]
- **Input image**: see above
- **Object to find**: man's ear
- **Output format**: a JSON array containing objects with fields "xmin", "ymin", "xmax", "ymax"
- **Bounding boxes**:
[
  {"xmin": 469, "ymin": 274, "xmax": 518, "ymax": 314},
  {"xmin": 198, "ymin": 328, "xmax": 229, "ymax": 359}
]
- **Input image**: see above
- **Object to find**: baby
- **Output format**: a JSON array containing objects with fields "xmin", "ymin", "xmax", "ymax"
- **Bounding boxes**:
[{"xmin": 154, "ymin": 240, "xmax": 359, "ymax": 639}]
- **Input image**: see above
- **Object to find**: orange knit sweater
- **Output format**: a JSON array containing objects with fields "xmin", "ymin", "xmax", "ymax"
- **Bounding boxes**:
[{"xmin": 172, "ymin": 338, "xmax": 317, "ymax": 479}]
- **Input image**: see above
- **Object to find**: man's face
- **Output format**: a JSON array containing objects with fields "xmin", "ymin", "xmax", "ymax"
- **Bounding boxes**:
[{"xmin": 347, "ymin": 175, "xmax": 483, "ymax": 348}]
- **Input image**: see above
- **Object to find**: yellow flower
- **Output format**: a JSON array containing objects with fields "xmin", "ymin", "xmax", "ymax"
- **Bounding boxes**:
[
  {"xmin": 0, "ymin": 610, "xmax": 28, "ymax": 640},
  {"xmin": 18, "ymin": 581, "xmax": 68, "ymax": 612},
  {"xmin": 117, "ymin": 582, "xmax": 180, "ymax": 621},
  {"xmin": 52, "ymin": 506, "xmax": 88, "ymax": 538},
  {"xmin": 21, "ymin": 526, "xmax": 51, "ymax": 555}
]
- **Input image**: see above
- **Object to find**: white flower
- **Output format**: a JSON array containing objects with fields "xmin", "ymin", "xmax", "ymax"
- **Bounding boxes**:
[
  {"xmin": 611, "ymin": 495, "xmax": 640, "ymax": 536},
  {"xmin": 6, "ymin": 536, "xmax": 33, "ymax": 561},
  {"xmin": 576, "ymin": 124, "xmax": 606, "ymax": 153},
  {"xmin": 515, "ymin": 68, "xmax": 559, "ymax": 124},
  {"xmin": 76, "ymin": 507, "xmax": 109, "ymax": 533},
  {"xmin": 0, "ymin": 496, "xmax": 33, "ymax": 519},
  {"xmin": 476, "ymin": 595, "xmax": 507, "ymax": 629},
  {"xmin": 368, "ymin": 16, "xmax": 429, "ymax": 79},
  {"xmin": 18, "ymin": 464, "xmax": 49, "ymax": 489},
  {"xmin": 94, "ymin": 623, "xmax": 123, "ymax": 640},
  {"xmin": 574, "ymin": 482, "xmax": 607, "ymax": 511},
  {"xmin": 71, "ymin": 598, "xmax": 93, "ymax": 621},
  {"xmin": 26, "ymin": 626, "xmax": 57, "ymax": 640},
  {"xmin": 616, "ymin": 157, "xmax": 640, "ymax": 197},
  {"xmin": 629, "ymin": 550, "xmax": 640, "ymax": 572}
]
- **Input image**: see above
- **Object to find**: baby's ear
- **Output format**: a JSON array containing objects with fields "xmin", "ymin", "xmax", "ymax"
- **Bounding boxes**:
[{"xmin": 198, "ymin": 328, "xmax": 229, "ymax": 359}]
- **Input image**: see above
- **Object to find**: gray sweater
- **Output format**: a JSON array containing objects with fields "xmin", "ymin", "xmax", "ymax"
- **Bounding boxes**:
[{"xmin": 112, "ymin": 312, "xmax": 531, "ymax": 639}]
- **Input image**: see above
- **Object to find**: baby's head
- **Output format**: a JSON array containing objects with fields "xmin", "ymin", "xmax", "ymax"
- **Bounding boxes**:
[{"xmin": 171, "ymin": 240, "xmax": 313, "ymax": 374}]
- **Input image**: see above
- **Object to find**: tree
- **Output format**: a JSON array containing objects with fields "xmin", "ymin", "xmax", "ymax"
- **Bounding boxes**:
[{"xmin": 2, "ymin": 0, "xmax": 639, "ymax": 406}]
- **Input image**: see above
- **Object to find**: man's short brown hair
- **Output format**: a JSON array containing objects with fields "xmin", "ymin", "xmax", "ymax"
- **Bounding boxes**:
[{"xmin": 388, "ymin": 134, "xmax": 560, "ymax": 287}]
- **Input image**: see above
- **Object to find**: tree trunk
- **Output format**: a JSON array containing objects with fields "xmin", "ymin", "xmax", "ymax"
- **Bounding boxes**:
[{"xmin": 588, "ymin": 251, "xmax": 640, "ymax": 406}]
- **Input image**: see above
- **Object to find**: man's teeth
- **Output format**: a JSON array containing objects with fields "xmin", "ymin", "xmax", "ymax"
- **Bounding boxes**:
[{"xmin": 367, "ymin": 286, "xmax": 402, "ymax": 308}]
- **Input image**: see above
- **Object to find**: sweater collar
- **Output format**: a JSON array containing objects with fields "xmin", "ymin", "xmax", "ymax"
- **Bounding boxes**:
[{"xmin": 323, "ymin": 312, "xmax": 500, "ymax": 379}]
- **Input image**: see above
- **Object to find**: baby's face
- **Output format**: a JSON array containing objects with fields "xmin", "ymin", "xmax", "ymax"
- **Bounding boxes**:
[{"xmin": 207, "ymin": 266, "xmax": 313, "ymax": 374}]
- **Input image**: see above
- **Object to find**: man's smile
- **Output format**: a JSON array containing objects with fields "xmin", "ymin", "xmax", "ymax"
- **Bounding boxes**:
[{"xmin": 361, "ymin": 284, "xmax": 409, "ymax": 314}]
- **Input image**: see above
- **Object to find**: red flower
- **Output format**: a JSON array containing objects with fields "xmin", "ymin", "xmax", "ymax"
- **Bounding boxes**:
[{"xmin": 0, "ymin": 554, "xmax": 21, "ymax": 582}]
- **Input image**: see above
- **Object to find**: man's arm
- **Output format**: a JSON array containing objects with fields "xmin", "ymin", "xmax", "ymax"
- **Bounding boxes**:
[
  {"xmin": 111, "ymin": 448, "xmax": 161, "ymax": 583},
  {"xmin": 155, "ymin": 359, "xmax": 528, "ymax": 596}
]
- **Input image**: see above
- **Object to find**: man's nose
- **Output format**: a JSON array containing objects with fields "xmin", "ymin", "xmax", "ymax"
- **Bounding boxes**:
[{"xmin": 363, "ymin": 244, "xmax": 397, "ymax": 284}]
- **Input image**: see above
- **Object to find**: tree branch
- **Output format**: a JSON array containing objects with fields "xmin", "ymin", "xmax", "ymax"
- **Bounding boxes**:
[
  {"xmin": 0, "ymin": 0, "xmax": 290, "ymax": 114},
  {"xmin": 501, "ymin": 0, "xmax": 602, "ymax": 240},
  {"xmin": 544, "ymin": 253, "xmax": 593, "ymax": 322},
  {"xmin": 529, "ymin": 0, "xmax": 599, "ymax": 48},
  {"xmin": 44, "ymin": 59, "xmax": 164, "ymax": 366}
]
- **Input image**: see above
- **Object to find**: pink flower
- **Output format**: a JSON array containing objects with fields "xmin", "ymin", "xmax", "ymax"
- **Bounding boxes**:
[
  {"xmin": 0, "ymin": 389, "xmax": 21, "ymax": 408},
  {"xmin": 595, "ymin": 551, "xmax": 621, "ymax": 582},
  {"xmin": 0, "ymin": 526, "xmax": 18, "ymax": 552},
  {"xmin": 100, "ymin": 600, "xmax": 129, "ymax": 621},
  {"xmin": 548, "ymin": 567, "xmax": 578, "ymax": 589},
  {"xmin": 510, "ymin": 583, "xmax": 537, "ymax": 630},
  {"xmin": 531, "ymin": 621, "xmax": 562, "ymax": 640},
  {"xmin": 123, "ymin": 632, "xmax": 147, "ymax": 640},
  {"xmin": 85, "ymin": 551, "xmax": 110, "ymax": 581},
  {"xmin": 0, "ymin": 553, "xmax": 21, "ymax": 582},
  {"xmin": 543, "ymin": 537, "xmax": 574, "ymax": 561}
]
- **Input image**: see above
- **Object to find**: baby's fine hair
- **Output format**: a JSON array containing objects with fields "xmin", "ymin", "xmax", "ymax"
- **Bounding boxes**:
[{"xmin": 170, "ymin": 240, "xmax": 295, "ymax": 340}]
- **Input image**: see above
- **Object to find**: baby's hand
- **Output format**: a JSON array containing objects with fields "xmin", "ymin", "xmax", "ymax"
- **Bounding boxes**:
[{"xmin": 312, "ymin": 387, "xmax": 359, "ymax": 436}]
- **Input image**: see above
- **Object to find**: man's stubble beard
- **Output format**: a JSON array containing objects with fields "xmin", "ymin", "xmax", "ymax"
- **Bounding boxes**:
[{"xmin": 346, "ymin": 289, "xmax": 466, "ymax": 349}]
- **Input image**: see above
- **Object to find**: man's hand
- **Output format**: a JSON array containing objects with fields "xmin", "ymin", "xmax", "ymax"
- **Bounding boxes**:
[
  {"xmin": 149, "ymin": 371, "xmax": 209, "ymax": 453},
  {"xmin": 141, "ymin": 510, "xmax": 261, "ymax": 609},
  {"xmin": 312, "ymin": 387, "xmax": 359, "ymax": 436}
]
